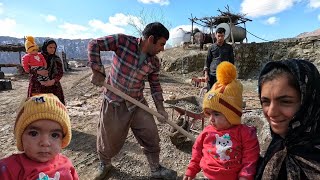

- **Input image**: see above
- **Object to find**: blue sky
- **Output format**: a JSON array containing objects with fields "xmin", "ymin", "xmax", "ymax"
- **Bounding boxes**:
[{"xmin": 0, "ymin": 0, "xmax": 319, "ymax": 44}]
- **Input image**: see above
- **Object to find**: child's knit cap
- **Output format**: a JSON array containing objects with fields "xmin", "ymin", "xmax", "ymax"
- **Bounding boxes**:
[
  {"xmin": 203, "ymin": 61, "xmax": 243, "ymax": 125},
  {"xmin": 14, "ymin": 94, "xmax": 71, "ymax": 151},
  {"xmin": 25, "ymin": 36, "xmax": 39, "ymax": 53}
]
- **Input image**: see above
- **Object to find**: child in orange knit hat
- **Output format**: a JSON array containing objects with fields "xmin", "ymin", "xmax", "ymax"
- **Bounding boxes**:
[
  {"xmin": 22, "ymin": 36, "xmax": 49, "ymax": 83},
  {"xmin": 0, "ymin": 94, "xmax": 78, "ymax": 180},
  {"xmin": 183, "ymin": 62, "xmax": 260, "ymax": 180}
]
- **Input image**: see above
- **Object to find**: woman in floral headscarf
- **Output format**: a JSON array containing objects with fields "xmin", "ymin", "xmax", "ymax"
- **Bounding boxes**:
[
  {"xmin": 255, "ymin": 59, "xmax": 320, "ymax": 179},
  {"xmin": 27, "ymin": 39, "xmax": 65, "ymax": 104}
]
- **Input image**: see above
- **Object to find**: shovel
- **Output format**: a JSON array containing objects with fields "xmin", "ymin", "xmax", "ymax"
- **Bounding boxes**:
[{"xmin": 102, "ymin": 81, "xmax": 196, "ymax": 142}]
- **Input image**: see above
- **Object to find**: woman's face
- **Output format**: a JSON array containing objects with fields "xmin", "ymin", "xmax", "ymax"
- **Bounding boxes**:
[
  {"xmin": 46, "ymin": 43, "xmax": 56, "ymax": 55},
  {"xmin": 260, "ymin": 74, "xmax": 301, "ymax": 138}
]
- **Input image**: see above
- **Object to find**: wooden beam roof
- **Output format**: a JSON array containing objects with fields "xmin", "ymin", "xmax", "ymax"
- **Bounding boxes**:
[
  {"xmin": 189, "ymin": 6, "xmax": 252, "ymax": 28},
  {"xmin": 0, "ymin": 44, "xmax": 25, "ymax": 52}
]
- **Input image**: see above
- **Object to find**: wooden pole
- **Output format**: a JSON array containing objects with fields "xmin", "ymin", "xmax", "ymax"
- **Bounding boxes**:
[
  {"xmin": 19, "ymin": 51, "xmax": 22, "ymax": 64},
  {"xmin": 190, "ymin": 15, "xmax": 195, "ymax": 44},
  {"xmin": 228, "ymin": 18, "xmax": 235, "ymax": 44},
  {"xmin": 102, "ymin": 81, "xmax": 196, "ymax": 142},
  {"xmin": 244, "ymin": 22, "xmax": 248, "ymax": 43}
]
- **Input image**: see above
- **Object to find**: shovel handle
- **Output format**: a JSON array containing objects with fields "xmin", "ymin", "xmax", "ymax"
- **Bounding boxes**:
[{"xmin": 103, "ymin": 82, "xmax": 196, "ymax": 142}]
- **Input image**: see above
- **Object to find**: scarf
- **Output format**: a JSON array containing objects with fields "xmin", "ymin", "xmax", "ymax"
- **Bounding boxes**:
[
  {"xmin": 255, "ymin": 59, "xmax": 320, "ymax": 180},
  {"xmin": 41, "ymin": 39, "xmax": 61, "ymax": 79}
]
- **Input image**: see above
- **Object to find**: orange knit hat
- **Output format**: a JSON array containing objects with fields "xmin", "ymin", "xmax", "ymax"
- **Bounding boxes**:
[
  {"xmin": 203, "ymin": 62, "xmax": 243, "ymax": 125},
  {"xmin": 14, "ymin": 94, "xmax": 71, "ymax": 151},
  {"xmin": 25, "ymin": 36, "xmax": 39, "ymax": 53}
]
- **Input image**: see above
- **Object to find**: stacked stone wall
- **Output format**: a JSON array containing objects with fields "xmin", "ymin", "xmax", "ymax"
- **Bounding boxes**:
[
  {"xmin": 235, "ymin": 36, "xmax": 320, "ymax": 79},
  {"xmin": 160, "ymin": 36, "xmax": 320, "ymax": 79}
]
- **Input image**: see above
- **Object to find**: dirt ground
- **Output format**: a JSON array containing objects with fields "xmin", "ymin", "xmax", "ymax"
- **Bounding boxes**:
[{"xmin": 0, "ymin": 66, "xmax": 263, "ymax": 179}]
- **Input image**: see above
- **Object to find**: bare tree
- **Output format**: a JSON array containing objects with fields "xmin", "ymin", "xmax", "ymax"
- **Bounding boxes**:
[{"xmin": 126, "ymin": 8, "xmax": 172, "ymax": 36}]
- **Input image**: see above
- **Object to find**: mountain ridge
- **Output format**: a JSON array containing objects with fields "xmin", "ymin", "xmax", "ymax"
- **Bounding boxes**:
[
  {"xmin": 0, "ymin": 36, "xmax": 91, "ymax": 65},
  {"xmin": 1, "ymin": 27, "xmax": 320, "ymax": 66},
  {"xmin": 296, "ymin": 28, "xmax": 320, "ymax": 38}
]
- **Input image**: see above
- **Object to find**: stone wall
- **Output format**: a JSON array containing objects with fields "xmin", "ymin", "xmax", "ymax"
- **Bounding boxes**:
[
  {"xmin": 235, "ymin": 36, "xmax": 320, "ymax": 79},
  {"xmin": 159, "ymin": 48, "xmax": 207, "ymax": 74},
  {"xmin": 160, "ymin": 36, "xmax": 320, "ymax": 79}
]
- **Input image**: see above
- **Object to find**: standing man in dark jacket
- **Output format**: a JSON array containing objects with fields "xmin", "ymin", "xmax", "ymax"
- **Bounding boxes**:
[{"xmin": 204, "ymin": 27, "xmax": 234, "ymax": 90}]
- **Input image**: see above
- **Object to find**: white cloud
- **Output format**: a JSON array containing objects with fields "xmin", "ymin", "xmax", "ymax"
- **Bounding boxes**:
[
  {"xmin": 43, "ymin": 14, "xmax": 57, "ymax": 22},
  {"xmin": 0, "ymin": 3, "xmax": 3, "ymax": 15},
  {"xmin": 241, "ymin": 0, "xmax": 295, "ymax": 18},
  {"xmin": 265, "ymin": 16, "xmax": 279, "ymax": 25},
  {"xmin": 51, "ymin": 13, "xmax": 140, "ymax": 39},
  {"xmin": 51, "ymin": 32, "xmax": 93, "ymax": 39},
  {"xmin": 87, "ymin": 13, "xmax": 144, "ymax": 36},
  {"xmin": 137, "ymin": 0, "xmax": 169, "ymax": 6},
  {"xmin": 55, "ymin": 22, "xmax": 90, "ymax": 39},
  {"xmin": 88, "ymin": 19, "xmax": 126, "ymax": 35},
  {"xmin": 0, "ymin": 18, "xmax": 20, "ymax": 37},
  {"xmin": 47, "ymin": 13, "xmax": 138, "ymax": 39},
  {"xmin": 109, "ymin": 13, "xmax": 130, "ymax": 26},
  {"xmin": 109, "ymin": 13, "xmax": 142, "ymax": 28},
  {"xmin": 127, "ymin": 16, "xmax": 144, "ymax": 30},
  {"xmin": 309, "ymin": 0, "xmax": 320, "ymax": 8},
  {"xmin": 318, "ymin": 14, "xmax": 320, "ymax": 20},
  {"xmin": 59, "ymin": 22, "xmax": 88, "ymax": 33}
]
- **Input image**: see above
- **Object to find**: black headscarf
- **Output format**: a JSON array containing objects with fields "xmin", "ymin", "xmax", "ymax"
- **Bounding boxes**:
[
  {"xmin": 41, "ymin": 39, "xmax": 58, "ymax": 57},
  {"xmin": 41, "ymin": 39, "xmax": 61, "ymax": 79},
  {"xmin": 255, "ymin": 59, "xmax": 320, "ymax": 180}
]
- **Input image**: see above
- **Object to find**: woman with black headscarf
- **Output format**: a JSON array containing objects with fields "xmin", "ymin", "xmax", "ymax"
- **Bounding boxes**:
[
  {"xmin": 255, "ymin": 59, "xmax": 320, "ymax": 179},
  {"xmin": 27, "ymin": 39, "xmax": 65, "ymax": 104}
]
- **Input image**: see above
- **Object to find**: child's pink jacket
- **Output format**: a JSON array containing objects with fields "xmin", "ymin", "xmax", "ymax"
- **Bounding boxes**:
[
  {"xmin": 185, "ymin": 124, "xmax": 260, "ymax": 180},
  {"xmin": 0, "ymin": 153, "xmax": 78, "ymax": 180},
  {"xmin": 22, "ymin": 53, "xmax": 47, "ymax": 73}
]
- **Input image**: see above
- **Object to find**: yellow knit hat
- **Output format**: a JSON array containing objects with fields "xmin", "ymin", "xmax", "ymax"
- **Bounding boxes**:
[
  {"xmin": 14, "ymin": 94, "xmax": 71, "ymax": 151},
  {"xmin": 25, "ymin": 36, "xmax": 39, "ymax": 53},
  {"xmin": 203, "ymin": 61, "xmax": 243, "ymax": 125}
]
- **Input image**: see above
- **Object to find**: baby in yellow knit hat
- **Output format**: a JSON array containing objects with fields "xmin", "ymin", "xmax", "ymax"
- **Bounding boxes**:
[
  {"xmin": 183, "ymin": 62, "xmax": 260, "ymax": 180},
  {"xmin": 22, "ymin": 36, "xmax": 49, "ymax": 84},
  {"xmin": 0, "ymin": 94, "xmax": 78, "ymax": 180}
]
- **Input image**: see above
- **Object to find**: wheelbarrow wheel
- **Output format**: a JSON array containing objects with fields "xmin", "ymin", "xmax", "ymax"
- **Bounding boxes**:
[{"xmin": 169, "ymin": 117, "xmax": 189, "ymax": 146}]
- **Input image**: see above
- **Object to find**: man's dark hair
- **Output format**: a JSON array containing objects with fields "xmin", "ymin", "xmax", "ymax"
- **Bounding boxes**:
[
  {"xmin": 142, "ymin": 22, "xmax": 169, "ymax": 44},
  {"xmin": 216, "ymin": 27, "xmax": 226, "ymax": 34}
]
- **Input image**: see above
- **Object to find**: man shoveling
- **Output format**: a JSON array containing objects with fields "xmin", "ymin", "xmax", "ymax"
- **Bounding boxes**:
[{"xmin": 88, "ymin": 22, "xmax": 177, "ymax": 180}]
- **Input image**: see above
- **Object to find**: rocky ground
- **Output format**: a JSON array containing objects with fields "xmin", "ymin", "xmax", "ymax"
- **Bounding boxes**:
[{"xmin": 0, "ymin": 64, "xmax": 268, "ymax": 179}]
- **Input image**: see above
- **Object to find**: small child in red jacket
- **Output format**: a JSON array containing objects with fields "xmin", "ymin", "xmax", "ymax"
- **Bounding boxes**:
[
  {"xmin": 183, "ymin": 62, "xmax": 260, "ymax": 180},
  {"xmin": 22, "ymin": 36, "xmax": 49, "ymax": 83},
  {"xmin": 0, "ymin": 94, "xmax": 78, "ymax": 180}
]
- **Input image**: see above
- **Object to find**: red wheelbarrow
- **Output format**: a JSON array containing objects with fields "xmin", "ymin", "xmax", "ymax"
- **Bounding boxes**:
[{"xmin": 164, "ymin": 96, "xmax": 205, "ymax": 146}]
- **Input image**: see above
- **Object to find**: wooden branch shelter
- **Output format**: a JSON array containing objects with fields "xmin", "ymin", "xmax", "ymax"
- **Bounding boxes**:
[{"xmin": 189, "ymin": 5, "xmax": 252, "ymax": 44}]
